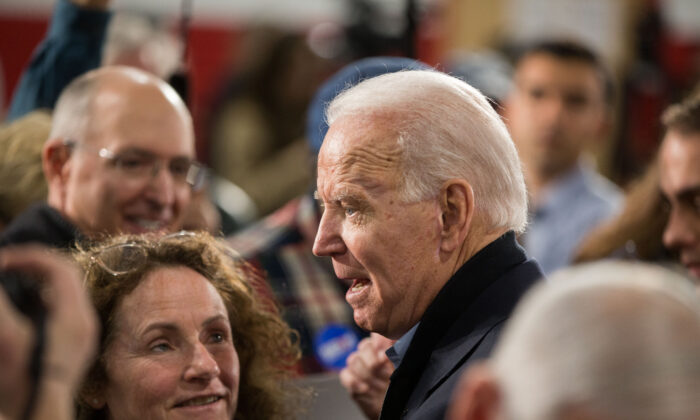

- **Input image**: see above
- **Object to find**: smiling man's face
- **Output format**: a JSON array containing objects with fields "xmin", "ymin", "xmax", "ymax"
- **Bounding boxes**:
[
  {"xmin": 660, "ymin": 129, "xmax": 700, "ymax": 278},
  {"xmin": 312, "ymin": 113, "xmax": 445, "ymax": 339},
  {"xmin": 60, "ymin": 77, "xmax": 194, "ymax": 236}
]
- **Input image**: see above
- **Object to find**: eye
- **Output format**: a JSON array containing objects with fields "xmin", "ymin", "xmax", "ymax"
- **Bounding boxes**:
[
  {"xmin": 344, "ymin": 206, "xmax": 357, "ymax": 217},
  {"xmin": 207, "ymin": 327, "xmax": 230, "ymax": 344},
  {"xmin": 150, "ymin": 341, "xmax": 173, "ymax": 353},
  {"xmin": 692, "ymin": 194, "xmax": 700, "ymax": 214},
  {"xmin": 114, "ymin": 154, "xmax": 151, "ymax": 171},
  {"xmin": 564, "ymin": 93, "xmax": 587, "ymax": 108},
  {"xmin": 169, "ymin": 159, "xmax": 192, "ymax": 177},
  {"xmin": 527, "ymin": 87, "xmax": 546, "ymax": 100}
]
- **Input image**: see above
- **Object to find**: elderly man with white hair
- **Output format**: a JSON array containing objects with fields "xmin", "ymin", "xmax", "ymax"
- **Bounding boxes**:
[
  {"xmin": 448, "ymin": 260, "xmax": 700, "ymax": 420},
  {"xmin": 312, "ymin": 70, "xmax": 544, "ymax": 419}
]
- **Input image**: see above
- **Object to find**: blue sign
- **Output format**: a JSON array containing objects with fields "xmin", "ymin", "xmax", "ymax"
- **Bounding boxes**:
[{"xmin": 313, "ymin": 324, "xmax": 360, "ymax": 370}]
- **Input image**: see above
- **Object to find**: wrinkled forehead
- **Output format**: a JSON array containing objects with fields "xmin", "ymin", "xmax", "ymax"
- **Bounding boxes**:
[{"xmin": 318, "ymin": 113, "xmax": 404, "ymax": 185}]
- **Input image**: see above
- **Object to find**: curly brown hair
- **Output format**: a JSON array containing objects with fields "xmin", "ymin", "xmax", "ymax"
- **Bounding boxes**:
[{"xmin": 73, "ymin": 231, "xmax": 306, "ymax": 420}]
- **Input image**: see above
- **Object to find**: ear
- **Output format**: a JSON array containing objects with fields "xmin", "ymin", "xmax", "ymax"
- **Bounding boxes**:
[
  {"xmin": 439, "ymin": 179, "xmax": 474, "ymax": 253},
  {"xmin": 447, "ymin": 363, "xmax": 502, "ymax": 420},
  {"xmin": 80, "ymin": 386, "xmax": 107, "ymax": 410},
  {"xmin": 42, "ymin": 137, "xmax": 72, "ymax": 206}
]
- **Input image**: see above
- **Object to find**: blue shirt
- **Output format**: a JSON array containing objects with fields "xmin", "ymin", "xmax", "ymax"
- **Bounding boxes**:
[
  {"xmin": 522, "ymin": 162, "xmax": 622, "ymax": 275},
  {"xmin": 386, "ymin": 323, "xmax": 419, "ymax": 368},
  {"xmin": 8, "ymin": 0, "xmax": 111, "ymax": 121}
]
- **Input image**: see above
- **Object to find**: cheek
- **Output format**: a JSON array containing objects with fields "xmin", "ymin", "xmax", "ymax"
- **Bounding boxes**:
[
  {"xmin": 217, "ymin": 346, "xmax": 240, "ymax": 392},
  {"xmin": 175, "ymin": 187, "xmax": 192, "ymax": 210},
  {"xmin": 105, "ymin": 357, "xmax": 180, "ymax": 413}
]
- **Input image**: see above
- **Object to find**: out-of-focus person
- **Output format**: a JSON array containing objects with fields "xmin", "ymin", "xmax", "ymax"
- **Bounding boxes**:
[
  {"xmin": 313, "ymin": 70, "xmax": 542, "ymax": 419},
  {"xmin": 573, "ymin": 159, "xmax": 670, "ymax": 263},
  {"xmin": 0, "ymin": 246, "xmax": 98, "ymax": 420},
  {"xmin": 447, "ymin": 260, "xmax": 700, "ymax": 420},
  {"xmin": 504, "ymin": 40, "xmax": 622, "ymax": 275},
  {"xmin": 8, "ymin": 0, "xmax": 112, "ymax": 122},
  {"xmin": 0, "ymin": 111, "xmax": 51, "ymax": 231},
  {"xmin": 659, "ymin": 88, "xmax": 700, "ymax": 279},
  {"xmin": 227, "ymin": 56, "xmax": 429, "ymax": 374},
  {"xmin": 0, "ymin": 66, "xmax": 202, "ymax": 249},
  {"xmin": 73, "ymin": 231, "xmax": 305, "ymax": 420}
]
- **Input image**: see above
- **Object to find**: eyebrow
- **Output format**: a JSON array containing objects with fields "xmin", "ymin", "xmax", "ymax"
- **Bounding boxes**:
[
  {"xmin": 113, "ymin": 147, "xmax": 192, "ymax": 160},
  {"xmin": 140, "ymin": 314, "xmax": 229, "ymax": 336},
  {"xmin": 676, "ymin": 186, "xmax": 700, "ymax": 202}
]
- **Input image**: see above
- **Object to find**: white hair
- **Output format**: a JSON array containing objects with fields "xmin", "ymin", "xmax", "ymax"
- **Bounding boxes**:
[
  {"xmin": 326, "ymin": 70, "xmax": 528, "ymax": 233},
  {"xmin": 492, "ymin": 261, "xmax": 700, "ymax": 420},
  {"xmin": 50, "ymin": 65, "xmax": 189, "ymax": 143}
]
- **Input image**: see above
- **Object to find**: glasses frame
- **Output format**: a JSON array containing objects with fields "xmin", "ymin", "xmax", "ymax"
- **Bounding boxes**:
[
  {"xmin": 64, "ymin": 140, "xmax": 209, "ymax": 191},
  {"xmin": 90, "ymin": 231, "xmax": 198, "ymax": 277}
]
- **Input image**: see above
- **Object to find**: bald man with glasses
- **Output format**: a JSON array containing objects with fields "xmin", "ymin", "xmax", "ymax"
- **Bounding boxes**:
[{"xmin": 0, "ymin": 66, "xmax": 202, "ymax": 248}]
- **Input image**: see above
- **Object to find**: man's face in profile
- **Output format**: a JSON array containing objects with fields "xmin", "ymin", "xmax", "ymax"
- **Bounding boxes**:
[
  {"xmin": 312, "ymin": 113, "xmax": 444, "ymax": 339},
  {"xmin": 660, "ymin": 129, "xmax": 700, "ymax": 278},
  {"xmin": 505, "ymin": 53, "xmax": 607, "ymax": 179},
  {"xmin": 60, "ymin": 81, "xmax": 195, "ymax": 237}
]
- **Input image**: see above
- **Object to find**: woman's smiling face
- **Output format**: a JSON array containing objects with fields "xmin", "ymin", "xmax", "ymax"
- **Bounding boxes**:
[{"xmin": 96, "ymin": 265, "xmax": 240, "ymax": 420}]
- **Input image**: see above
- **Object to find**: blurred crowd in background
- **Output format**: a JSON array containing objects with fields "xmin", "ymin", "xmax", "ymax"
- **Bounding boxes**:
[
  {"xmin": 0, "ymin": 1, "xmax": 700, "ymax": 419},
  {"xmin": 1, "ymin": 0, "xmax": 698, "ymax": 192}
]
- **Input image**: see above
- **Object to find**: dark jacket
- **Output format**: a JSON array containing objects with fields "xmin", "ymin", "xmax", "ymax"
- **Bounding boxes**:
[
  {"xmin": 0, "ymin": 203, "xmax": 80, "ymax": 249},
  {"xmin": 380, "ymin": 231, "xmax": 543, "ymax": 419}
]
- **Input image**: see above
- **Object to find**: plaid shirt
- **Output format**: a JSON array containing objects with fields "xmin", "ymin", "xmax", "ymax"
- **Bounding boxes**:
[{"xmin": 225, "ymin": 194, "xmax": 363, "ymax": 373}]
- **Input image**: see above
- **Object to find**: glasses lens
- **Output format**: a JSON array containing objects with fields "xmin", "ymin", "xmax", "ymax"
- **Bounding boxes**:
[
  {"xmin": 186, "ymin": 163, "xmax": 208, "ymax": 190},
  {"xmin": 96, "ymin": 243, "xmax": 148, "ymax": 276}
]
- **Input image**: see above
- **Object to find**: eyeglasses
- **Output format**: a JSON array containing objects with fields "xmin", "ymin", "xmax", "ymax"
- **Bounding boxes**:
[
  {"xmin": 65, "ymin": 140, "xmax": 208, "ymax": 190},
  {"xmin": 89, "ymin": 231, "xmax": 194, "ymax": 276},
  {"xmin": 90, "ymin": 231, "xmax": 242, "ymax": 277}
]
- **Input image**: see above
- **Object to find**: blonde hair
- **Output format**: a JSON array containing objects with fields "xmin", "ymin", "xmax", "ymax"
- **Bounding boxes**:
[{"xmin": 0, "ymin": 110, "xmax": 51, "ymax": 225}]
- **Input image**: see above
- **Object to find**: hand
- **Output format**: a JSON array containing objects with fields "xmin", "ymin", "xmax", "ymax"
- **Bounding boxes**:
[
  {"xmin": 0, "ymin": 246, "xmax": 98, "ymax": 420},
  {"xmin": 340, "ymin": 333, "xmax": 395, "ymax": 420}
]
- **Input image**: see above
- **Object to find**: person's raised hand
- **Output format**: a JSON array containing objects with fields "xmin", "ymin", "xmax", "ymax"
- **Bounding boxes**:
[
  {"xmin": 340, "ymin": 333, "xmax": 395, "ymax": 420},
  {"xmin": 0, "ymin": 246, "xmax": 98, "ymax": 420}
]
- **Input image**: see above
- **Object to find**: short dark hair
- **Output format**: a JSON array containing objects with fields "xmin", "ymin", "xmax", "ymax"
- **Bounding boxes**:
[
  {"xmin": 514, "ymin": 40, "xmax": 614, "ymax": 106},
  {"xmin": 662, "ymin": 87, "xmax": 700, "ymax": 134}
]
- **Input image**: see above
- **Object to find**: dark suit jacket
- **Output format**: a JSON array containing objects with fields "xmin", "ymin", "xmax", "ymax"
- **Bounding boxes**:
[
  {"xmin": 379, "ymin": 231, "xmax": 543, "ymax": 419},
  {"xmin": 0, "ymin": 203, "xmax": 80, "ymax": 249}
]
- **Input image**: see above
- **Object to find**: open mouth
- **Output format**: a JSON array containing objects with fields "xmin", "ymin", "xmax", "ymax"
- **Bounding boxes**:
[
  {"xmin": 349, "ymin": 278, "xmax": 370, "ymax": 292},
  {"xmin": 175, "ymin": 395, "xmax": 222, "ymax": 408}
]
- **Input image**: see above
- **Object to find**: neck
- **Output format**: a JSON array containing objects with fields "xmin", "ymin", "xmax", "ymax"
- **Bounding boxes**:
[{"xmin": 453, "ymin": 227, "xmax": 509, "ymax": 275}]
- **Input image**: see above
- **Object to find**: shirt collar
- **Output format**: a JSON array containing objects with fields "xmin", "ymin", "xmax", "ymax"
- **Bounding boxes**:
[
  {"xmin": 534, "ymin": 162, "xmax": 588, "ymax": 215},
  {"xmin": 386, "ymin": 322, "xmax": 420, "ymax": 368}
]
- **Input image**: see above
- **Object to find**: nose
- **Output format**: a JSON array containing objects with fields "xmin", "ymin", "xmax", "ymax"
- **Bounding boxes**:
[
  {"xmin": 540, "ymin": 97, "xmax": 566, "ymax": 128},
  {"xmin": 145, "ymin": 160, "xmax": 176, "ymax": 207},
  {"xmin": 663, "ymin": 208, "xmax": 697, "ymax": 252},
  {"xmin": 184, "ymin": 342, "xmax": 221, "ymax": 382},
  {"xmin": 312, "ymin": 210, "xmax": 346, "ymax": 257}
]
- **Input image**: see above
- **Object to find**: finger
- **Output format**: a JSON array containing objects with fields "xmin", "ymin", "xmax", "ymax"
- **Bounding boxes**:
[
  {"xmin": 369, "ymin": 332, "xmax": 394, "ymax": 351},
  {"xmin": 339, "ymin": 367, "xmax": 369, "ymax": 394},
  {"xmin": 0, "ymin": 247, "xmax": 84, "ymax": 313},
  {"xmin": 375, "ymin": 357, "xmax": 395, "ymax": 381}
]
